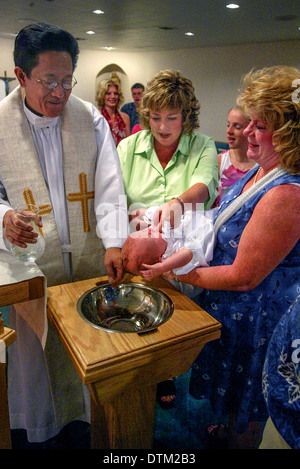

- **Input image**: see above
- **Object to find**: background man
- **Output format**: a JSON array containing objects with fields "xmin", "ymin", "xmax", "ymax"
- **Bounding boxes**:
[{"xmin": 121, "ymin": 82, "xmax": 144, "ymax": 132}]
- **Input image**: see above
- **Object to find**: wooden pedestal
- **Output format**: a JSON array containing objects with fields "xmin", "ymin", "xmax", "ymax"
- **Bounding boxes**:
[{"xmin": 47, "ymin": 275, "xmax": 221, "ymax": 449}]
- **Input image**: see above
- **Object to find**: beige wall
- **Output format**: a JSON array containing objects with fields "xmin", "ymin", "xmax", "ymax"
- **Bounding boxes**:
[{"xmin": 1, "ymin": 37, "xmax": 299, "ymax": 141}]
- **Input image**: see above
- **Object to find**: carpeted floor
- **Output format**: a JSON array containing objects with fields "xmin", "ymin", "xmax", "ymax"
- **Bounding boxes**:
[{"xmin": 153, "ymin": 372, "xmax": 219, "ymax": 450}]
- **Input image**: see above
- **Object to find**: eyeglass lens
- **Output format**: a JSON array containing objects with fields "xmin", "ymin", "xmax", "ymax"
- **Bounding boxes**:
[{"xmin": 47, "ymin": 78, "xmax": 76, "ymax": 90}]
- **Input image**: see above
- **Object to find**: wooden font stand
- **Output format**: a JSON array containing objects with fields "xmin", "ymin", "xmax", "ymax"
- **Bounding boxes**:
[{"xmin": 47, "ymin": 275, "xmax": 221, "ymax": 449}]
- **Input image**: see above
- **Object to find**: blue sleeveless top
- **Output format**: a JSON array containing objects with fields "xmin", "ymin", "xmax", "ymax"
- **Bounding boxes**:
[{"xmin": 190, "ymin": 167, "xmax": 300, "ymax": 433}]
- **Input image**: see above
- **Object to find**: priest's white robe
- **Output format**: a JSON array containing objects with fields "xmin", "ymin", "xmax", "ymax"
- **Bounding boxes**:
[{"xmin": 0, "ymin": 95, "xmax": 129, "ymax": 442}]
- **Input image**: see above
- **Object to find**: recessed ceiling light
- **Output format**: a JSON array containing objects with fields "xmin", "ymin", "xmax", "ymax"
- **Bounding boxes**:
[
  {"xmin": 103, "ymin": 46, "xmax": 114, "ymax": 51},
  {"xmin": 1, "ymin": 32, "xmax": 17, "ymax": 37},
  {"xmin": 185, "ymin": 32, "xmax": 194, "ymax": 36},
  {"xmin": 154, "ymin": 26, "xmax": 178, "ymax": 31},
  {"xmin": 226, "ymin": 3, "xmax": 240, "ymax": 9},
  {"xmin": 86, "ymin": 30, "xmax": 95, "ymax": 35},
  {"xmin": 274, "ymin": 15, "xmax": 297, "ymax": 22},
  {"xmin": 17, "ymin": 18, "xmax": 36, "ymax": 23},
  {"xmin": 93, "ymin": 9, "xmax": 104, "ymax": 15}
]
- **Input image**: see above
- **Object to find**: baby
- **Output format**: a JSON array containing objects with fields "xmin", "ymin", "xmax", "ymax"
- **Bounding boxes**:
[{"xmin": 121, "ymin": 209, "xmax": 216, "ymax": 284}]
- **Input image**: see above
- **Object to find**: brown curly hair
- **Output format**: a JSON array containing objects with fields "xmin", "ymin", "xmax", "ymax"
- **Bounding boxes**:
[
  {"xmin": 238, "ymin": 66, "xmax": 300, "ymax": 174},
  {"xmin": 139, "ymin": 70, "xmax": 200, "ymax": 134}
]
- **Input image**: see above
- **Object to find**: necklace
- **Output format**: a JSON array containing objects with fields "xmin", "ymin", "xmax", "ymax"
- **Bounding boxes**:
[
  {"xmin": 230, "ymin": 150, "xmax": 255, "ymax": 172},
  {"xmin": 253, "ymin": 167, "xmax": 262, "ymax": 185}
]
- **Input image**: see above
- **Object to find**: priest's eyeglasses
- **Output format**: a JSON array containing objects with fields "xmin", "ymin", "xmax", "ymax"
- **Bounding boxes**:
[{"xmin": 32, "ymin": 76, "xmax": 77, "ymax": 90}]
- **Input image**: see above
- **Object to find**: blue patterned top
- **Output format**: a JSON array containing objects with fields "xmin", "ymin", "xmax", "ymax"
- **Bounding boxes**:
[
  {"xmin": 262, "ymin": 295, "xmax": 300, "ymax": 449},
  {"xmin": 190, "ymin": 166, "xmax": 300, "ymax": 433},
  {"xmin": 120, "ymin": 102, "xmax": 138, "ymax": 132}
]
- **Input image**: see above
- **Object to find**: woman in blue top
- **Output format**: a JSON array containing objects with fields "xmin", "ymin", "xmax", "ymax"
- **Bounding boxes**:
[
  {"xmin": 260, "ymin": 295, "xmax": 300, "ymax": 449},
  {"xmin": 178, "ymin": 66, "xmax": 300, "ymax": 448}
]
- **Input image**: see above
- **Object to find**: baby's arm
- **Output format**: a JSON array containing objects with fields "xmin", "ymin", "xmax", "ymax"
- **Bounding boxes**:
[{"xmin": 141, "ymin": 248, "xmax": 193, "ymax": 280}]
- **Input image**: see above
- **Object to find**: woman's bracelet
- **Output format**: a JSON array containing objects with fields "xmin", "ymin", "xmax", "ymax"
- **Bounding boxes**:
[{"xmin": 174, "ymin": 196, "xmax": 185, "ymax": 215}]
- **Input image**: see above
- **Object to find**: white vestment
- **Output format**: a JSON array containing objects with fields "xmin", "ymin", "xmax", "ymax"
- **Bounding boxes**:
[{"xmin": 0, "ymin": 91, "xmax": 129, "ymax": 442}]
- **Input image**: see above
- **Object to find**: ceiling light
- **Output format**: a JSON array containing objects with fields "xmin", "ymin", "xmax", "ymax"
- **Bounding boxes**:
[
  {"xmin": 1, "ymin": 32, "xmax": 17, "ymax": 37},
  {"xmin": 154, "ymin": 26, "xmax": 178, "ymax": 31},
  {"xmin": 86, "ymin": 30, "xmax": 95, "ymax": 35},
  {"xmin": 226, "ymin": 3, "xmax": 240, "ymax": 9},
  {"xmin": 103, "ymin": 46, "xmax": 114, "ymax": 51},
  {"xmin": 18, "ymin": 18, "xmax": 36, "ymax": 23},
  {"xmin": 274, "ymin": 15, "xmax": 297, "ymax": 22},
  {"xmin": 185, "ymin": 32, "xmax": 194, "ymax": 36},
  {"xmin": 93, "ymin": 10, "xmax": 104, "ymax": 15}
]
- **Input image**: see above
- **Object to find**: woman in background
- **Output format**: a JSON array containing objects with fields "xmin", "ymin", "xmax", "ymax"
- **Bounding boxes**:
[
  {"xmin": 214, "ymin": 105, "xmax": 255, "ymax": 206},
  {"xmin": 96, "ymin": 79, "xmax": 130, "ymax": 146}
]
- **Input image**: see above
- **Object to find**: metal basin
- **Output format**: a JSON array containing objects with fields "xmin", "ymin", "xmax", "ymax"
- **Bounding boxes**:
[{"xmin": 77, "ymin": 282, "xmax": 174, "ymax": 334}]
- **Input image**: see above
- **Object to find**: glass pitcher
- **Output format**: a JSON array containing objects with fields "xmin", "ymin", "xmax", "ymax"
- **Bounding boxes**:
[{"xmin": 10, "ymin": 204, "xmax": 45, "ymax": 262}]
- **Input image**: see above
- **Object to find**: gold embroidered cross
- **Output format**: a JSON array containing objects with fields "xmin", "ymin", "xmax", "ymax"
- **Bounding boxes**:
[
  {"xmin": 23, "ymin": 189, "xmax": 52, "ymax": 215},
  {"xmin": 23, "ymin": 188, "xmax": 52, "ymax": 236},
  {"xmin": 67, "ymin": 172, "xmax": 94, "ymax": 232}
]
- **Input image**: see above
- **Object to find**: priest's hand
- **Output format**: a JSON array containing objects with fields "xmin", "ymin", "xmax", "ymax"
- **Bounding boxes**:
[
  {"xmin": 3, "ymin": 209, "xmax": 40, "ymax": 248},
  {"xmin": 104, "ymin": 247, "xmax": 124, "ymax": 286}
]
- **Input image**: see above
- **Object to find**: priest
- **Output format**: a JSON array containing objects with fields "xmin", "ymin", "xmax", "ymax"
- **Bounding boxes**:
[{"xmin": 0, "ymin": 22, "xmax": 129, "ymax": 444}]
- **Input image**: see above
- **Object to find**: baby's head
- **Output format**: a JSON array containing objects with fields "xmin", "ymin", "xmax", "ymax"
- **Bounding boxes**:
[{"xmin": 122, "ymin": 226, "xmax": 165, "ymax": 275}]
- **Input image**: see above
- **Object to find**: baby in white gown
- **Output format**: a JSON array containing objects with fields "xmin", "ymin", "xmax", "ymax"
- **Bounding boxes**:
[{"xmin": 122, "ymin": 208, "xmax": 216, "ymax": 296}]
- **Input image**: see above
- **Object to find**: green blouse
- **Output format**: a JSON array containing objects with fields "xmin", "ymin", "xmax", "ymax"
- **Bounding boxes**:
[{"xmin": 117, "ymin": 130, "xmax": 218, "ymax": 210}]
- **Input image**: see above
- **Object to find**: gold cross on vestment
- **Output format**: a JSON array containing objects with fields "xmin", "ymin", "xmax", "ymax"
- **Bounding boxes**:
[
  {"xmin": 23, "ymin": 188, "xmax": 52, "ymax": 215},
  {"xmin": 67, "ymin": 172, "xmax": 95, "ymax": 232},
  {"xmin": 23, "ymin": 188, "xmax": 52, "ymax": 236}
]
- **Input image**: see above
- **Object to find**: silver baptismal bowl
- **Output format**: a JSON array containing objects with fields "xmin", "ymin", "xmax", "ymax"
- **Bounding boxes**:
[{"xmin": 77, "ymin": 282, "xmax": 174, "ymax": 334}]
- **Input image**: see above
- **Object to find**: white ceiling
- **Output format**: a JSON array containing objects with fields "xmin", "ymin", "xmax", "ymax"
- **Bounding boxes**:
[{"xmin": 0, "ymin": 0, "xmax": 299, "ymax": 52}]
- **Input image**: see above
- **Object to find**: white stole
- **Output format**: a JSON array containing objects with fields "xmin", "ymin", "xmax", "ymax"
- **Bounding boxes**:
[{"xmin": 0, "ymin": 87, "xmax": 106, "ymax": 286}]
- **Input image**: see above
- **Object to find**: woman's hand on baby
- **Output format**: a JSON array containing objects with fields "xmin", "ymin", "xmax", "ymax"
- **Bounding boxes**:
[{"xmin": 152, "ymin": 200, "xmax": 183, "ymax": 231}]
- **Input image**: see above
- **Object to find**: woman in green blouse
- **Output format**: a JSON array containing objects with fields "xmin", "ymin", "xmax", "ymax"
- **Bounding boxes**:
[
  {"xmin": 117, "ymin": 69, "xmax": 218, "ymax": 232},
  {"xmin": 117, "ymin": 70, "xmax": 218, "ymax": 409}
]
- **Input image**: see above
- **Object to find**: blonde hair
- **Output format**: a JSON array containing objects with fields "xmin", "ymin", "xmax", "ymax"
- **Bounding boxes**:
[
  {"xmin": 229, "ymin": 105, "xmax": 249, "ymax": 121},
  {"xmin": 96, "ymin": 79, "xmax": 124, "ymax": 109},
  {"xmin": 237, "ymin": 66, "xmax": 300, "ymax": 174},
  {"xmin": 139, "ymin": 69, "xmax": 200, "ymax": 134}
]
